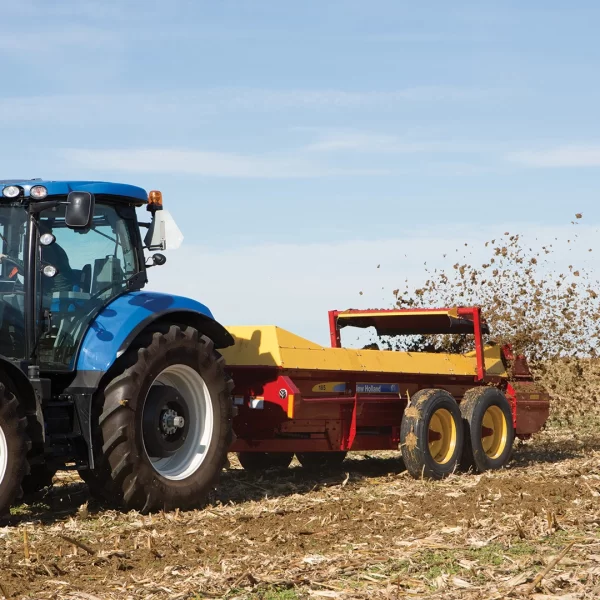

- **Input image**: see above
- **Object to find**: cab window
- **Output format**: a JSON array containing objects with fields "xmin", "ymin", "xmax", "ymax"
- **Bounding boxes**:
[{"xmin": 38, "ymin": 203, "xmax": 139, "ymax": 370}]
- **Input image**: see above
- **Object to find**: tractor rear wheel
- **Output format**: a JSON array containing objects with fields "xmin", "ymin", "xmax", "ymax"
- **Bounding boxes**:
[
  {"xmin": 460, "ymin": 387, "xmax": 514, "ymax": 473},
  {"xmin": 296, "ymin": 451, "xmax": 347, "ymax": 470},
  {"xmin": 237, "ymin": 452, "xmax": 293, "ymax": 472},
  {"xmin": 0, "ymin": 381, "xmax": 30, "ymax": 514},
  {"xmin": 87, "ymin": 325, "xmax": 233, "ymax": 513},
  {"xmin": 400, "ymin": 388, "xmax": 463, "ymax": 480}
]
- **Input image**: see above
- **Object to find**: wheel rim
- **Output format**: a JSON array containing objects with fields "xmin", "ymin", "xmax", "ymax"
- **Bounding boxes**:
[
  {"xmin": 142, "ymin": 364, "xmax": 214, "ymax": 481},
  {"xmin": 481, "ymin": 405, "xmax": 508, "ymax": 459},
  {"xmin": 428, "ymin": 408, "xmax": 457, "ymax": 464},
  {"xmin": 0, "ymin": 425, "xmax": 7, "ymax": 484}
]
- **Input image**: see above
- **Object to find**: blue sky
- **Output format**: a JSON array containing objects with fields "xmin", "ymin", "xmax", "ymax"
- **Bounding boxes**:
[{"xmin": 2, "ymin": 1, "xmax": 600, "ymax": 343}]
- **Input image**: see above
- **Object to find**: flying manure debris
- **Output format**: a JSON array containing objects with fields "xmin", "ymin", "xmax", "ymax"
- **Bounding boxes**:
[{"xmin": 387, "ymin": 215, "xmax": 600, "ymax": 426}]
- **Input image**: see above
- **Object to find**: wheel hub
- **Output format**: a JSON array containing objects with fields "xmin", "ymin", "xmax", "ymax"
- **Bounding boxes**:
[
  {"xmin": 428, "ymin": 407, "xmax": 457, "ymax": 465},
  {"xmin": 161, "ymin": 409, "xmax": 185, "ymax": 435},
  {"xmin": 142, "ymin": 385, "xmax": 190, "ymax": 458},
  {"xmin": 481, "ymin": 405, "xmax": 508, "ymax": 459},
  {"xmin": 141, "ymin": 363, "xmax": 214, "ymax": 482}
]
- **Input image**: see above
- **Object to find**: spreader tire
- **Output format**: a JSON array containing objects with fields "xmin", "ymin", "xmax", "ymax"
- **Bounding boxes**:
[
  {"xmin": 296, "ymin": 452, "xmax": 347, "ymax": 470},
  {"xmin": 460, "ymin": 387, "xmax": 514, "ymax": 473},
  {"xmin": 0, "ymin": 382, "xmax": 30, "ymax": 514},
  {"xmin": 237, "ymin": 452, "xmax": 293, "ymax": 472},
  {"xmin": 22, "ymin": 464, "xmax": 57, "ymax": 495},
  {"xmin": 89, "ymin": 325, "xmax": 233, "ymax": 513},
  {"xmin": 400, "ymin": 388, "xmax": 463, "ymax": 480}
]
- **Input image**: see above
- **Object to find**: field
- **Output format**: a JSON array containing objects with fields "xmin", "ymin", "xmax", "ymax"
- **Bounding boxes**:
[{"xmin": 0, "ymin": 418, "xmax": 599, "ymax": 600}]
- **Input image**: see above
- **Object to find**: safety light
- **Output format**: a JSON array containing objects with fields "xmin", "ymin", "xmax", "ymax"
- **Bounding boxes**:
[
  {"xmin": 30, "ymin": 185, "xmax": 48, "ymax": 199},
  {"xmin": 2, "ymin": 186, "xmax": 20, "ymax": 199},
  {"xmin": 42, "ymin": 265, "xmax": 58, "ymax": 278},
  {"xmin": 147, "ymin": 190, "xmax": 163, "ymax": 211},
  {"xmin": 40, "ymin": 233, "xmax": 56, "ymax": 246}
]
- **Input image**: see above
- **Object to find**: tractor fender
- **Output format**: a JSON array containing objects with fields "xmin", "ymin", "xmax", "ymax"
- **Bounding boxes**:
[{"xmin": 76, "ymin": 291, "xmax": 234, "ymax": 374}]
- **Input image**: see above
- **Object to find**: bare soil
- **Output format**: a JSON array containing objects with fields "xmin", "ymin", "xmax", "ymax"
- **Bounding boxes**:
[{"xmin": 1, "ymin": 425, "xmax": 599, "ymax": 600}]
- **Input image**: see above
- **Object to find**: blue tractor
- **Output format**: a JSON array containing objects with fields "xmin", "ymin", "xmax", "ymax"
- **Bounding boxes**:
[{"xmin": 0, "ymin": 180, "xmax": 234, "ymax": 514}]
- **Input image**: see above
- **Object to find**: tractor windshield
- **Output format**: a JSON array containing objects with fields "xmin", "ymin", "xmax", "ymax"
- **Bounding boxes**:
[
  {"xmin": 0, "ymin": 206, "xmax": 27, "ymax": 360},
  {"xmin": 37, "ymin": 202, "xmax": 140, "ymax": 370}
]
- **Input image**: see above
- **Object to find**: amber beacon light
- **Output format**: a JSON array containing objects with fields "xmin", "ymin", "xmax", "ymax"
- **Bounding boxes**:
[{"xmin": 148, "ymin": 190, "xmax": 163, "ymax": 211}]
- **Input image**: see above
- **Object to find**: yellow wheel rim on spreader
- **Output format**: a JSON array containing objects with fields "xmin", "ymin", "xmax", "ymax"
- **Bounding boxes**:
[
  {"xmin": 481, "ymin": 405, "xmax": 508, "ymax": 459},
  {"xmin": 428, "ymin": 408, "xmax": 457, "ymax": 464}
]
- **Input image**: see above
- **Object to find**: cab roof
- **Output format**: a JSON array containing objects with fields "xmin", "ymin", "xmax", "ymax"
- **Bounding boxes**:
[{"xmin": 0, "ymin": 180, "xmax": 148, "ymax": 204}]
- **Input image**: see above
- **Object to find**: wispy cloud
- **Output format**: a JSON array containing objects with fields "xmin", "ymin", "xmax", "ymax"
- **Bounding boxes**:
[
  {"xmin": 307, "ymin": 132, "xmax": 415, "ymax": 152},
  {"xmin": 0, "ymin": 86, "xmax": 493, "ymax": 126},
  {"xmin": 0, "ymin": 24, "xmax": 126, "ymax": 85},
  {"xmin": 305, "ymin": 131, "xmax": 477, "ymax": 153},
  {"xmin": 0, "ymin": 29, "xmax": 117, "ymax": 52},
  {"xmin": 509, "ymin": 145, "xmax": 600, "ymax": 168},
  {"xmin": 228, "ymin": 86, "xmax": 494, "ymax": 110},
  {"xmin": 0, "ymin": 94, "xmax": 208, "ymax": 126},
  {"xmin": 60, "ymin": 140, "xmax": 495, "ymax": 178},
  {"xmin": 61, "ymin": 148, "xmax": 389, "ymax": 179},
  {"xmin": 4, "ymin": 0, "xmax": 129, "ymax": 20}
]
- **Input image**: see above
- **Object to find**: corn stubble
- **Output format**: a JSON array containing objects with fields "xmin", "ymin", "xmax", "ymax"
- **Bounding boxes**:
[{"xmin": 387, "ymin": 214, "xmax": 600, "ymax": 426}]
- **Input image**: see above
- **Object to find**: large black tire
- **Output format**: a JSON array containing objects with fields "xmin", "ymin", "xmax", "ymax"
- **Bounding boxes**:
[
  {"xmin": 82, "ymin": 325, "xmax": 233, "ymax": 513},
  {"xmin": 22, "ymin": 464, "xmax": 57, "ymax": 495},
  {"xmin": 237, "ymin": 452, "xmax": 293, "ymax": 472},
  {"xmin": 400, "ymin": 388, "xmax": 463, "ymax": 480},
  {"xmin": 296, "ymin": 451, "xmax": 347, "ymax": 470},
  {"xmin": 0, "ymin": 381, "xmax": 30, "ymax": 514},
  {"xmin": 460, "ymin": 387, "xmax": 515, "ymax": 473}
]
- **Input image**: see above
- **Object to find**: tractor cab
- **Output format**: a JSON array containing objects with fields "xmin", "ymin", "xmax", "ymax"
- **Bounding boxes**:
[{"xmin": 0, "ymin": 180, "xmax": 176, "ymax": 371}]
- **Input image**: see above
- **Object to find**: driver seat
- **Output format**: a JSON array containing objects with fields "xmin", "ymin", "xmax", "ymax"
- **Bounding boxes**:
[{"xmin": 91, "ymin": 256, "xmax": 123, "ymax": 296}]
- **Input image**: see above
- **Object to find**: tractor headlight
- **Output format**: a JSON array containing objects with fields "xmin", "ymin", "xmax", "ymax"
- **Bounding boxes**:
[
  {"xmin": 42, "ymin": 265, "xmax": 58, "ymax": 278},
  {"xmin": 2, "ymin": 186, "xmax": 20, "ymax": 199},
  {"xmin": 30, "ymin": 185, "xmax": 48, "ymax": 200},
  {"xmin": 40, "ymin": 233, "xmax": 56, "ymax": 246}
]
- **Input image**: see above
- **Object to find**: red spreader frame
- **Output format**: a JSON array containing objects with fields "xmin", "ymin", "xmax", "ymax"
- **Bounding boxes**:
[{"xmin": 229, "ymin": 307, "xmax": 549, "ymax": 454}]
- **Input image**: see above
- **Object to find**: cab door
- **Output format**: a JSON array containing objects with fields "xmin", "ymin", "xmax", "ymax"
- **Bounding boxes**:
[{"xmin": 38, "ymin": 202, "xmax": 140, "ymax": 370}]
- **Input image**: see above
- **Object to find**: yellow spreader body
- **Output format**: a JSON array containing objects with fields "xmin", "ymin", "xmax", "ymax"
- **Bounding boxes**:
[{"xmin": 221, "ymin": 325, "xmax": 508, "ymax": 378}]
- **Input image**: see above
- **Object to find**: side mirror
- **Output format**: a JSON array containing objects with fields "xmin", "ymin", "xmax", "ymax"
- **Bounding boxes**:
[
  {"xmin": 65, "ymin": 191, "xmax": 95, "ymax": 229},
  {"xmin": 146, "ymin": 253, "xmax": 167, "ymax": 268}
]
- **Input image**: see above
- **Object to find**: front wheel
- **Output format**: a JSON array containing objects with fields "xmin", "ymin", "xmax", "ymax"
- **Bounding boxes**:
[
  {"xmin": 94, "ymin": 325, "xmax": 233, "ymax": 513},
  {"xmin": 0, "ymin": 381, "xmax": 30, "ymax": 513}
]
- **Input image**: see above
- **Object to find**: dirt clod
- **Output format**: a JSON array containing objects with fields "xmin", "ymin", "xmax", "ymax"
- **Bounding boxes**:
[
  {"xmin": 404, "ymin": 406, "xmax": 419, "ymax": 419},
  {"xmin": 404, "ymin": 430, "xmax": 418, "ymax": 451}
]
